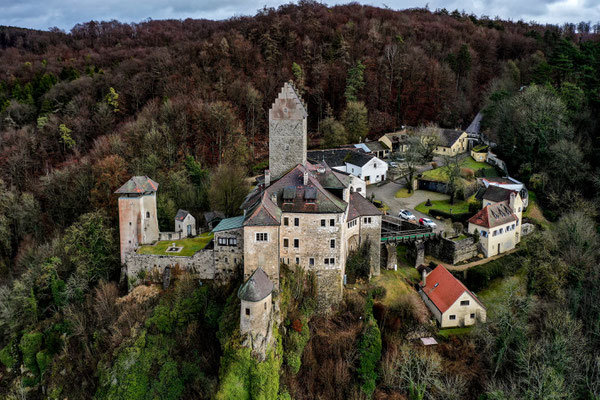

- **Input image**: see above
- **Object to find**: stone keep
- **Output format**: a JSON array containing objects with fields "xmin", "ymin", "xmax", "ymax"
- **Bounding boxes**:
[
  {"xmin": 269, "ymin": 82, "xmax": 308, "ymax": 179},
  {"xmin": 115, "ymin": 176, "xmax": 160, "ymax": 263}
]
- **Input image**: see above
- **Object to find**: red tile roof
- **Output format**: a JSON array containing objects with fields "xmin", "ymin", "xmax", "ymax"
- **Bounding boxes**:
[
  {"xmin": 468, "ymin": 203, "xmax": 517, "ymax": 229},
  {"xmin": 420, "ymin": 265, "xmax": 484, "ymax": 313}
]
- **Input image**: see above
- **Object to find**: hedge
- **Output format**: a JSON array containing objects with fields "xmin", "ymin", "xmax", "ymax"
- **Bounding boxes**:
[{"xmin": 428, "ymin": 208, "xmax": 473, "ymax": 223}]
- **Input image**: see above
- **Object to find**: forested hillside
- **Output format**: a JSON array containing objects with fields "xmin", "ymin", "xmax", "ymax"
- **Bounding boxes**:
[{"xmin": 1, "ymin": 2, "xmax": 600, "ymax": 399}]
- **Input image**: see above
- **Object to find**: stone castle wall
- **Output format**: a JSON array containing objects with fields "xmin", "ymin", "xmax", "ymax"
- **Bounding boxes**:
[
  {"xmin": 426, "ymin": 236, "xmax": 478, "ymax": 265},
  {"xmin": 125, "ymin": 249, "xmax": 215, "ymax": 287}
]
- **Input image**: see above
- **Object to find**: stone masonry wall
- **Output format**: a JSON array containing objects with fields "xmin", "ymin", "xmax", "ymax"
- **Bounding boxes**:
[
  {"xmin": 279, "ymin": 212, "xmax": 345, "ymax": 274},
  {"xmin": 426, "ymin": 236, "xmax": 478, "ymax": 265},
  {"xmin": 243, "ymin": 225, "xmax": 281, "ymax": 289},
  {"xmin": 125, "ymin": 249, "xmax": 215, "ymax": 287},
  {"xmin": 240, "ymin": 295, "xmax": 273, "ymax": 361},
  {"xmin": 359, "ymin": 215, "xmax": 382, "ymax": 276},
  {"xmin": 269, "ymin": 118, "xmax": 307, "ymax": 179},
  {"xmin": 315, "ymin": 268, "xmax": 343, "ymax": 311},
  {"xmin": 214, "ymin": 228, "xmax": 244, "ymax": 281}
]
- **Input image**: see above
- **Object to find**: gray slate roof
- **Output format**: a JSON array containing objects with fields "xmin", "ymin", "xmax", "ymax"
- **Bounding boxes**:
[
  {"xmin": 204, "ymin": 211, "xmax": 225, "ymax": 223},
  {"xmin": 438, "ymin": 129, "xmax": 465, "ymax": 148},
  {"xmin": 347, "ymin": 192, "xmax": 382, "ymax": 220},
  {"xmin": 212, "ymin": 215, "xmax": 245, "ymax": 232},
  {"xmin": 481, "ymin": 186, "xmax": 517, "ymax": 203},
  {"xmin": 115, "ymin": 176, "xmax": 159, "ymax": 194},
  {"xmin": 364, "ymin": 141, "xmax": 389, "ymax": 152},
  {"xmin": 344, "ymin": 151, "xmax": 374, "ymax": 167},
  {"xmin": 238, "ymin": 268, "xmax": 274, "ymax": 302},
  {"xmin": 175, "ymin": 209, "xmax": 190, "ymax": 221},
  {"xmin": 307, "ymin": 149, "xmax": 352, "ymax": 168}
]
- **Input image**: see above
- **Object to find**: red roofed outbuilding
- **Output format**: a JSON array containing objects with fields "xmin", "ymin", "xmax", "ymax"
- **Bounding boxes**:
[{"xmin": 419, "ymin": 265, "xmax": 486, "ymax": 328}]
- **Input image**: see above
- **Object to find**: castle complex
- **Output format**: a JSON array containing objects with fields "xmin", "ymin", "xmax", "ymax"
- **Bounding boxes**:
[{"xmin": 116, "ymin": 82, "xmax": 382, "ymax": 357}]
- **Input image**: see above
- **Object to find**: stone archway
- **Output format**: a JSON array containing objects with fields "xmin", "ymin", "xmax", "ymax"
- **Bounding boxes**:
[{"xmin": 347, "ymin": 234, "xmax": 359, "ymax": 255}]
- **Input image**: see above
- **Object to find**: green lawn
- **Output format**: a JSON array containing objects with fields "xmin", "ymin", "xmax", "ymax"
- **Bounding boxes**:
[
  {"xmin": 415, "ymin": 197, "xmax": 473, "ymax": 215},
  {"xmin": 422, "ymin": 156, "xmax": 498, "ymax": 183},
  {"xmin": 137, "ymin": 232, "xmax": 214, "ymax": 256},
  {"xmin": 395, "ymin": 188, "xmax": 413, "ymax": 198},
  {"xmin": 437, "ymin": 326, "xmax": 473, "ymax": 338}
]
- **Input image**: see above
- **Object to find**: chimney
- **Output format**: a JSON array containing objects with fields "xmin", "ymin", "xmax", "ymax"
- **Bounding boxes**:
[
  {"xmin": 303, "ymin": 169, "xmax": 309, "ymax": 185},
  {"xmin": 509, "ymin": 192, "xmax": 516, "ymax": 211},
  {"xmin": 271, "ymin": 191, "xmax": 277, "ymax": 204},
  {"xmin": 343, "ymin": 187, "xmax": 350, "ymax": 203},
  {"xmin": 264, "ymin": 169, "xmax": 271, "ymax": 187},
  {"xmin": 422, "ymin": 268, "xmax": 427, "ymax": 286}
]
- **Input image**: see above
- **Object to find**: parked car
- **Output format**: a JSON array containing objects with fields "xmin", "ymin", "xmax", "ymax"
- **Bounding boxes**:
[
  {"xmin": 388, "ymin": 161, "xmax": 399, "ymax": 168},
  {"xmin": 398, "ymin": 209, "xmax": 416, "ymax": 221},
  {"xmin": 419, "ymin": 218, "xmax": 437, "ymax": 229}
]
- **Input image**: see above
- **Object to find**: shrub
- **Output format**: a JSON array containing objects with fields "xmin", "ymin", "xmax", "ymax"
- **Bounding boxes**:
[
  {"xmin": 217, "ymin": 329, "xmax": 283, "ymax": 400},
  {"xmin": 252, "ymin": 160, "xmax": 269, "ymax": 175},
  {"xmin": 346, "ymin": 242, "xmax": 372, "ymax": 282},
  {"xmin": 284, "ymin": 318, "xmax": 310, "ymax": 374},
  {"xmin": 458, "ymin": 251, "xmax": 523, "ymax": 291},
  {"xmin": 428, "ymin": 209, "xmax": 472, "ymax": 223},
  {"xmin": 468, "ymin": 200, "xmax": 482, "ymax": 214},
  {"xmin": 371, "ymin": 286, "xmax": 387, "ymax": 300},
  {"xmin": 460, "ymin": 167, "xmax": 474, "ymax": 178},
  {"xmin": 0, "ymin": 344, "xmax": 17, "ymax": 369},
  {"xmin": 36, "ymin": 350, "xmax": 52, "ymax": 375},
  {"xmin": 19, "ymin": 331, "xmax": 43, "ymax": 375},
  {"xmin": 357, "ymin": 296, "xmax": 382, "ymax": 397}
]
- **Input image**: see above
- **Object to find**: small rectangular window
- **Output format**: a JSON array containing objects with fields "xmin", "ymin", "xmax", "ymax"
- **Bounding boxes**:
[
  {"xmin": 294, "ymin": 217, "xmax": 299, "ymax": 227},
  {"xmin": 256, "ymin": 233, "xmax": 268, "ymax": 242},
  {"xmin": 264, "ymin": 303, "xmax": 267, "ymax": 310},
  {"xmin": 321, "ymin": 219, "xmax": 326, "ymax": 227},
  {"xmin": 330, "ymin": 239, "xmax": 335, "ymax": 248},
  {"xmin": 324, "ymin": 258, "xmax": 329, "ymax": 265},
  {"xmin": 449, "ymin": 315, "xmax": 456, "ymax": 320},
  {"xmin": 284, "ymin": 217, "xmax": 289, "ymax": 226},
  {"xmin": 295, "ymin": 257, "xmax": 299, "ymax": 265},
  {"xmin": 330, "ymin": 218, "xmax": 335, "ymax": 226},
  {"xmin": 460, "ymin": 300, "xmax": 470, "ymax": 306},
  {"xmin": 470, "ymin": 313, "xmax": 475, "ymax": 319},
  {"xmin": 309, "ymin": 258, "xmax": 314, "ymax": 266},
  {"xmin": 283, "ymin": 238, "xmax": 289, "ymax": 248},
  {"xmin": 245, "ymin": 308, "xmax": 250, "ymax": 316},
  {"xmin": 293, "ymin": 239, "xmax": 299, "ymax": 248}
]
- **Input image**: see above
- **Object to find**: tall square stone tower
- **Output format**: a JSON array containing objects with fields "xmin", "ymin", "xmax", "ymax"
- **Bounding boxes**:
[
  {"xmin": 115, "ymin": 176, "xmax": 160, "ymax": 263},
  {"xmin": 269, "ymin": 82, "xmax": 308, "ymax": 179}
]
